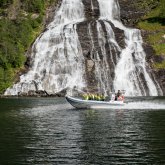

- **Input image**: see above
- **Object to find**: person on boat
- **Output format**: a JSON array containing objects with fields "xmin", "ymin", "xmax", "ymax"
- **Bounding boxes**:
[
  {"xmin": 111, "ymin": 93, "xmax": 115, "ymax": 101},
  {"xmin": 101, "ymin": 95, "xmax": 105, "ymax": 101},
  {"xmin": 92, "ymin": 94, "xmax": 95, "ymax": 100},
  {"xmin": 97, "ymin": 94, "xmax": 102, "ymax": 101},
  {"xmin": 117, "ymin": 90, "xmax": 121, "ymax": 97},
  {"xmin": 94, "ymin": 94, "xmax": 97, "ymax": 101},
  {"xmin": 115, "ymin": 90, "xmax": 122, "ymax": 101},
  {"xmin": 86, "ymin": 93, "xmax": 90, "ymax": 100},
  {"xmin": 118, "ymin": 95, "xmax": 124, "ymax": 101},
  {"xmin": 83, "ymin": 93, "xmax": 89, "ymax": 100},
  {"xmin": 88, "ymin": 93, "xmax": 93, "ymax": 100},
  {"xmin": 116, "ymin": 90, "xmax": 124, "ymax": 101},
  {"xmin": 115, "ymin": 93, "xmax": 118, "ymax": 101}
]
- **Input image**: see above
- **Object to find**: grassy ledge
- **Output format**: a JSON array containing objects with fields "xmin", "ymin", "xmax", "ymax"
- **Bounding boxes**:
[{"xmin": 137, "ymin": 0, "xmax": 165, "ymax": 69}]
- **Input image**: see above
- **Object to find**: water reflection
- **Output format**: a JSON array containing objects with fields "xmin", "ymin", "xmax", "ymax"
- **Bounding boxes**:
[
  {"xmin": 0, "ymin": 97, "xmax": 165, "ymax": 164},
  {"xmin": 77, "ymin": 108, "xmax": 165, "ymax": 164}
]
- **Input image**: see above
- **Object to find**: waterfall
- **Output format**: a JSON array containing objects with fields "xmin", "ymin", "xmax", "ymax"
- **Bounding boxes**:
[
  {"xmin": 5, "ymin": 0, "xmax": 86, "ymax": 95},
  {"xmin": 4, "ymin": 0, "xmax": 162, "ymax": 96},
  {"xmin": 97, "ymin": 0, "xmax": 162, "ymax": 96}
]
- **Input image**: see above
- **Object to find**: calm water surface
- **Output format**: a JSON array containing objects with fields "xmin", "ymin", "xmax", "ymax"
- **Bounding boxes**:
[{"xmin": 0, "ymin": 97, "xmax": 165, "ymax": 165}]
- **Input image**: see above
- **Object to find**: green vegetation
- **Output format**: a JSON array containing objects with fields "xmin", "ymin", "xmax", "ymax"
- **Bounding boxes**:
[
  {"xmin": 160, "ymin": 0, "xmax": 165, "ymax": 18},
  {"xmin": 154, "ymin": 61, "xmax": 165, "ymax": 69},
  {"xmin": 0, "ymin": 0, "xmax": 13, "ymax": 8},
  {"xmin": 137, "ymin": 0, "xmax": 165, "ymax": 69},
  {"xmin": 0, "ymin": 0, "xmax": 57, "ymax": 94},
  {"xmin": 135, "ymin": 0, "xmax": 159, "ymax": 11}
]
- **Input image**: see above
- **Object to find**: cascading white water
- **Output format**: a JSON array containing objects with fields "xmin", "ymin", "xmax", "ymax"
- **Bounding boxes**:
[
  {"xmin": 91, "ymin": 0, "xmax": 94, "ymax": 12},
  {"xmin": 4, "ymin": 0, "xmax": 162, "ymax": 96},
  {"xmin": 94, "ymin": 20, "xmax": 121, "ymax": 95},
  {"xmin": 97, "ymin": 0, "xmax": 162, "ymax": 96},
  {"xmin": 114, "ymin": 29, "xmax": 158, "ymax": 96},
  {"xmin": 86, "ymin": 19, "xmax": 121, "ymax": 96},
  {"xmin": 5, "ymin": 0, "xmax": 86, "ymax": 95}
]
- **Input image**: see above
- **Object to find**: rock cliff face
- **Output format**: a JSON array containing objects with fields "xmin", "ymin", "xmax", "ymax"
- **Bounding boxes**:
[
  {"xmin": 118, "ymin": 0, "xmax": 165, "ymax": 94},
  {"xmin": 76, "ymin": 0, "xmax": 163, "ymax": 95},
  {"xmin": 45, "ymin": 0, "xmax": 165, "ymax": 95},
  {"xmin": 4, "ymin": 0, "xmax": 164, "ymax": 96},
  {"xmin": 77, "ymin": 0, "xmax": 125, "ymax": 93},
  {"xmin": 119, "ymin": 0, "xmax": 145, "ymax": 27}
]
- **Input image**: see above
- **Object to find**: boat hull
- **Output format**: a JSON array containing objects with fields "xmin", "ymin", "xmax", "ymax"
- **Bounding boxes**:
[{"xmin": 66, "ymin": 96, "xmax": 125, "ymax": 109}]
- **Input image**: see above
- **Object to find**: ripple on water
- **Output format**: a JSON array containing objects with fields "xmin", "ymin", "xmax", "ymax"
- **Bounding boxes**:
[{"xmin": 0, "ymin": 97, "xmax": 165, "ymax": 164}]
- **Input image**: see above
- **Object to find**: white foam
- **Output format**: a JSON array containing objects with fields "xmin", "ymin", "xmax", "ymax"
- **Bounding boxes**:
[{"xmin": 97, "ymin": 0, "xmax": 163, "ymax": 96}]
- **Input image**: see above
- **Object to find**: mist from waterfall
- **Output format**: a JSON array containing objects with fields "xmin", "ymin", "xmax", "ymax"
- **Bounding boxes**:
[{"xmin": 4, "ymin": 0, "xmax": 162, "ymax": 96}]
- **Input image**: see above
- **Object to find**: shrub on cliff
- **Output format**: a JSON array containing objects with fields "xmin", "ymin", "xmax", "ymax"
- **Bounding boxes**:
[
  {"xmin": 0, "ymin": 0, "xmax": 13, "ymax": 8},
  {"xmin": 0, "ymin": 0, "xmax": 57, "ymax": 94},
  {"xmin": 159, "ymin": 0, "xmax": 165, "ymax": 18},
  {"xmin": 137, "ymin": 0, "xmax": 165, "ymax": 69}
]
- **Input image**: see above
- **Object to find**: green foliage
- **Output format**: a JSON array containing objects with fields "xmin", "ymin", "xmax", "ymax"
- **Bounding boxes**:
[
  {"xmin": 159, "ymin": 0, "xmax": 165, "ymax": 18},
  {"xmin": 0, "ymin": 0, "xmax": 13, "ymax": 8},
  {"xmin": 135, "ymin": 0, "xmax": 160, "ymax": 17},
  {"xmin": 153, "ymin": 44, "xmax": 165, "ymax": 56},
  {"xmin": 0, "ymin": 17, "xmax": 35, "ymax": 93},
  {"xmin": 147, "ymin": 33, "xmax": 165, "ymax": 55},
  {"xmin": 0, "ymin": 0, "xmax": 57, "ymax": 94},
  {"xmin": 137, "ymin": 0, "xmax": 165, "ymax": 69},
  {"xmin": 148, "ymin": 32, "xmax": 164, "ymax": 43},
  {"xmin": 138, "ymin": 21, "xmax": 163, "ymax": 31},
  {"xmin": 0, "ymin": 67, "xmax": 14, "ymax": 93},
  {"xmin": 0, "ymin": 19, "xmax": 27, "ymax": 68},
  {"xmin": 154, "ymin": 61, "xmax": 165, "ymax": 69},
  {"xmin": 21, "ymin": 0, "xmax": 45, "ymax": 13}
]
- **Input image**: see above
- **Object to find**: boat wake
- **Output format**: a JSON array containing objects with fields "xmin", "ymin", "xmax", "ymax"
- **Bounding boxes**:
[
  {"xmin": 77, "ymin": 102, "xmax": 165, "ymax": 110},
  {"xmin": 120, "ymin": 101, "xmax": 165, "ymax": 110}
]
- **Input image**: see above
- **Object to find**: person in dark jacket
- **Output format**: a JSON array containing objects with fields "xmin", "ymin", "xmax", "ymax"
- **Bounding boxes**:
[
  {"xmin": 117, "ymin": 90, "xmax": 121, "ymax": 97},
  {"xmin": 115, "ymin": 90, "xmax": 121, "ymax": 100}
]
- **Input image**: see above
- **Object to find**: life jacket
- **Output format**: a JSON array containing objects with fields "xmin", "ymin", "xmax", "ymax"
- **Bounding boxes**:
[
  {"xmin": 118, "ymin": 95, "xmax": 124, "ymax": 101},
  {"xmin": 92, "ymin": 94, "xmax": 95, "ymax": 100},
  {"xmin": 83, "ymin": 94, "xmax": 88, "ymax": 100}
]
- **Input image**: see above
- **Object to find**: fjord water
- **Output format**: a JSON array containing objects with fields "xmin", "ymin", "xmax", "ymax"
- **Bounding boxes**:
[
  {"xmin": 4, "ymin": 0, "xmax": 163, "ymax": 96},
  {"xmin": 0, "ymin": 97, "xmax": 165, "ymax": 164}
]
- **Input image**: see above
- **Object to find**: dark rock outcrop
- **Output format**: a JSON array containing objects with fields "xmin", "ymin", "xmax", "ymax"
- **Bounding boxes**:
[
  {"xmin": 76, "ymin": 0, "xmax": 126, "ymax": 93},
  {"xmin": 118, "ymin": 0, "xmax": 145, "ymax": 27}
]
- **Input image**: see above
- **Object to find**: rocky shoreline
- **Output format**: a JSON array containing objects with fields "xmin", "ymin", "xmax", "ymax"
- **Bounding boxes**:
[{"xmin": 1, "ymin": 90, "xmax": 66, "ymax": 98}]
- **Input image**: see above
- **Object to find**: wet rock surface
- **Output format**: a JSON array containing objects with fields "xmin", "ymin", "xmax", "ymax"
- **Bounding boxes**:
[
  {"xmin": 10, "ymin": 0, "xmax": 164, "ymax": 96},
  {"xmin": 77, "ymin": 0, "xmax": 125, "ymax": 93},
  {"xmin": 118, "ymin": 0, "xmax": 146, "ymax": 27}
]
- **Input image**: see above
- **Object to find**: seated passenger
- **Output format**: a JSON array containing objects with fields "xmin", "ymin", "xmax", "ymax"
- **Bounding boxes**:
[{"xmin": 117, "ymin": 90, "xmax": 121, "ymax": 97}]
